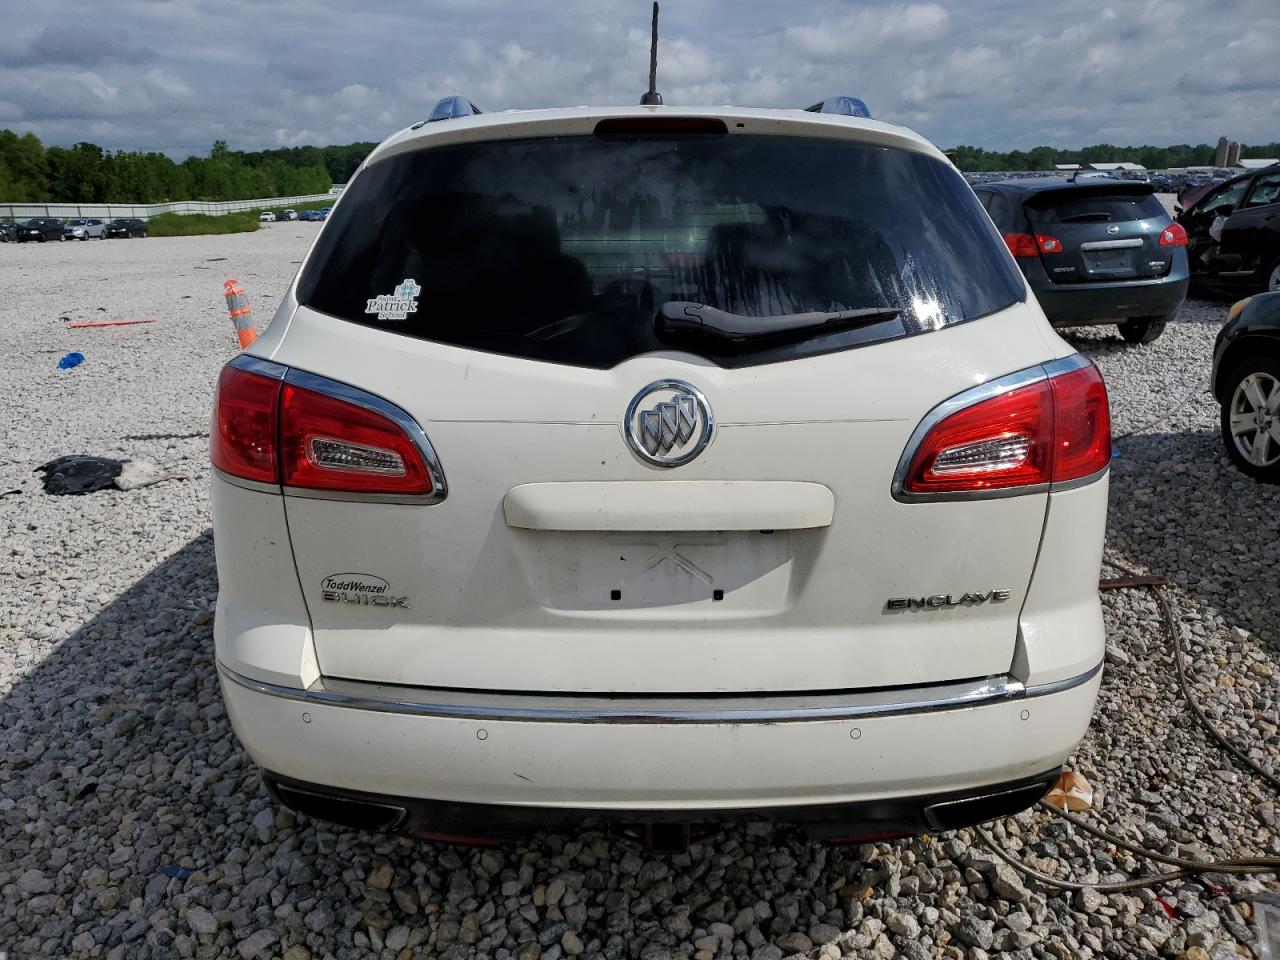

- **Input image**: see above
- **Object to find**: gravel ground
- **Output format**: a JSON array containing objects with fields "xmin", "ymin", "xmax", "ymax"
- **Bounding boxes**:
[{"xmin": 1, "ymin": 231, "xmax": 1277, "ymax": 960}]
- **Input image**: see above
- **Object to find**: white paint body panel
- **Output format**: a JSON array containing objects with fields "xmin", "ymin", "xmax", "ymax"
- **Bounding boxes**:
[
  {"xmin": 220, "ymin": 669, "xmax": 1100, "ymax": 809},
  {"xmin": 212, "ymin": 104, "xmax": 1107, "ymax": 812},
  {"xmin": 270, "ymin": 302, "xmax": 1074, "ymax": 694}
]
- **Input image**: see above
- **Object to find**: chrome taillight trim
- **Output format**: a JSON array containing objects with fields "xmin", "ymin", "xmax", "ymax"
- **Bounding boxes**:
[
  {"xmin": 891, "ymin": 353, "xmax": 1099, "ymax": 503},
  {"xmin": 283, "ymin": 368, "xmax": 448, "ymax": 505},
  {"xmin": 221, "ymin": 355, "xmax": 447, "ymax": 504},
  {"xmin": 228, "ymin": 353, "xmax": 288, "ymax": 380},
  {"xmin": 212, "ymin": 466, "xmax": 281, "ymax": 495}
]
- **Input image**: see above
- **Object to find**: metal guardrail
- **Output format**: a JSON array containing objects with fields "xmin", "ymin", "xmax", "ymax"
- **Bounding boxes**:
[{"xmin": 0, "ymin": 193, "xmax": 339, "ymax": 222}]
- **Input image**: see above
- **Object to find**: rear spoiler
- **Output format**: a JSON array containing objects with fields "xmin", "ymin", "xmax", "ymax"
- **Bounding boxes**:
[{"xmin": 1022, "ymin": 181, "xmax": 1155, "ymax": 209}]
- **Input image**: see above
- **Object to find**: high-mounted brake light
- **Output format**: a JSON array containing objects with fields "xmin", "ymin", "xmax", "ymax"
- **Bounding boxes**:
[
  {"xmin": 210, "ymin": 365, "xmax": 282, "ymax": 484},
  {"xmin": 899, "ymin": 361, "xmax": 1110, "ymax": 497},
  {"xmin": 1158, "ymin": 222, "xmax": 1187, "ymax": 247},
  {"xmin": 1003, "ymin": 233, "xmax": 1064, "ymax": 257},
  {"xmin": 280, "ymin": 383, "xmax": 435, "ymax": 495}
]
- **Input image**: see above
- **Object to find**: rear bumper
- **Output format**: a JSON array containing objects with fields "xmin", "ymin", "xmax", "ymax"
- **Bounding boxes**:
[
  {"xmin": 1022, "ymin": 260, "xmax": 1190, "ymax": 325},
  {"xmin": 218, "ymin": 660, "xmax": 1100, "ymax": 829},
  {"xmin": 262, "ymin": 767, "xmax": 1063, "ymax": 842}
]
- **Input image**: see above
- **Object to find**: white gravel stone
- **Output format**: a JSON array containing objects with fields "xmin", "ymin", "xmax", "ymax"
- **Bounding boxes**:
[{"xmin": 0, "ymin": 232, "xmax": 1272, "ymax": 958}]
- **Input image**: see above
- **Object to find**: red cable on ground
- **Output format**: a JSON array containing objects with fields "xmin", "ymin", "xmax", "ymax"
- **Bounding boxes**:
[{"xmin": 66, "ymin": 319, "xmax": 158, "ymax": 328}]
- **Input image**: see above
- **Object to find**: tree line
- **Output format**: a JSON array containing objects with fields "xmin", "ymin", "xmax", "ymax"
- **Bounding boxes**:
[
  {"xmin": 0, "ymin": 131, "xmax": 377, "ymax": 204},
  {"xmin": 4, "ymin": 128, "xmax": 1279, "ymax": 204}
]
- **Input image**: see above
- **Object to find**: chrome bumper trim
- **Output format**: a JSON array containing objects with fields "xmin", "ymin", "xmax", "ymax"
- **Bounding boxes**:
[
  {"xmin": 217, "ymin": 660, "xmax": 1102, "ymax": 725},
  {"xmin": 1022, "ymin": 659, "xmax": 1103, "ymax": 699}
]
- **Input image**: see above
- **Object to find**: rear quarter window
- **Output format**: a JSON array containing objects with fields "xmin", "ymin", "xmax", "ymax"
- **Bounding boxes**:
[{"xmin": 297, "ymin": 133, "xmax": 1025, "ymax": 369}]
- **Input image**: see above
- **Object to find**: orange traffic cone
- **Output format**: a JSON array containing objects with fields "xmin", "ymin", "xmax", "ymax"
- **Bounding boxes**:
[{"xmin": 223, "ymin": 278, "xmax": 258, "ymax": 349}]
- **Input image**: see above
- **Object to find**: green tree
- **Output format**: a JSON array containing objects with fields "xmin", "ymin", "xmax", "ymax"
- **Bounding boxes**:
[{"xmin": 0, "ymin": 130, "xmax": 50, "ymax": 200}]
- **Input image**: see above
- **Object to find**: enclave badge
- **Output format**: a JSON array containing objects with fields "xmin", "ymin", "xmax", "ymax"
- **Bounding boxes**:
[{"xmin": 886, "ymin": 590, "xmax": 1011, "ymax": 611}]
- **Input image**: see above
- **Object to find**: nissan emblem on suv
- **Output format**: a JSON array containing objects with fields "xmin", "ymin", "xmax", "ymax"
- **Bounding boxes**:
[{"xmin": 625, "ymin": 380, "xmax": 714, "ymax": 467}]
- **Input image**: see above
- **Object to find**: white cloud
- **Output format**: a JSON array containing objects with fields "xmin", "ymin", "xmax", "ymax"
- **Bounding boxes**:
[
  {"xmin": 785, "ymin": 4, "xmax": 950, "ymax": 61},
  {"xmin": 1, "ymin": 0, "xmax": 1277, "ymax": 156}
]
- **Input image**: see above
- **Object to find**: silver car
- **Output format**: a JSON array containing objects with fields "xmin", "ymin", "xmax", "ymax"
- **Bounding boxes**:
[{"xmin": 64, "ymin": 218, "xmax": 107, "ymax": 240}]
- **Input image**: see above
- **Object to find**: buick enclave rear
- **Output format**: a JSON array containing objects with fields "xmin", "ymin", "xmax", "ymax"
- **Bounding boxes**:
[{"xmin": 211, "ymin": 105, "xmax": 1109, "ymax": 843}]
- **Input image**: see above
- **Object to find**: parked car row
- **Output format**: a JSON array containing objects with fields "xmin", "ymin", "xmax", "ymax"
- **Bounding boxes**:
[
  {"xmin": 964, "ymin": 170, "xmax": 1223, "ymax": 193},
  {"xmin": 0, "ymin": 217, "xmax": 148, "ymax": 242},
  {"xmin": 969, "ymin": 166, "xmax": 1280, "ymax": 346},
  {"xmin": 259, "ymin": 206, "xmax": 331, "ymax": 223}
]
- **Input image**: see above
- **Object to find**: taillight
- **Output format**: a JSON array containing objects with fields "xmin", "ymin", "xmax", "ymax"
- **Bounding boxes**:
[
  {"xmin": 280, "ymin": 383, "xmax": 434, "ymax": 495},
  {"xmin": 1047, "ymin": 364, "xmax": 1111, "ymax": 483},
  {"xmin": 210, "ymin": 365, "xmax": 282, "ymax": 483},
  {"xmin": 210, "ymin": 360, "xmax": 444, "ymax": 500},
  {"xmin": 903, "ymin": 380, "xmax": 1054, "ymax": 494},
  {"xmin": 1158, "ymin": 222, "xmax": 1187, "ymax": 247},
  {"xmin": 900, "ymin": 361, "xmax": 1110, "ymax": 496},
  {"xmin": 1003, "ymin": 233, "xmax": 1038, "ymax": 257},
  {"xmin": 1003, "ymin": 233, "xmax": 1064, "ymax": 256}
]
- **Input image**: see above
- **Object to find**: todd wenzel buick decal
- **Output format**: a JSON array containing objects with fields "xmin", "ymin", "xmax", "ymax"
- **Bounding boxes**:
[{"xmin": 321, "ymin": 573, "xmax": 410, "ymax": 609}]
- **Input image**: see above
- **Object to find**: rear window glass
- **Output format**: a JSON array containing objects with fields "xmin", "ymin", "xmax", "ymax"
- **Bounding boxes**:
[
  {"xmin": 1025, "ymin": 191, "xmax": 1167, "ymax": 225},
  {"xmin": 298, "ymin": 133, "xmax": 1024, "ymax": 369}
]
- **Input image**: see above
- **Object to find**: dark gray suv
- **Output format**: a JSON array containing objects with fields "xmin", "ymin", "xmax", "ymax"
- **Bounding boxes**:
[{"xmin": 975, "ymin": 179, "xmax": 1189, "ymax": 344}]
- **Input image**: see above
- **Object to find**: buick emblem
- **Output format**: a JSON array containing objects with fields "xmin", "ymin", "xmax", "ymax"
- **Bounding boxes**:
[
  {"xmin": 1106, "ymin": 224, "xmax": 1121, "ymax": 235},
  {"xmin": 625, "ymin": 380, "xmax": 714, "ymax": 467}
]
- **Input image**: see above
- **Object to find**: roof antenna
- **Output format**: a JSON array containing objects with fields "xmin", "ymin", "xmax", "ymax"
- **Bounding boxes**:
[{"xmin": 640, "ymin": 2, "xmax": 662, "ymax": 105}]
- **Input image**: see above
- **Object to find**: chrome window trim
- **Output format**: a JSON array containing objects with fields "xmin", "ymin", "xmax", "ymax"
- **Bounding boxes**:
[
  {"xmin": 891, "ymin": 353, "xmax": 1099, "ymax": 503},
  {"xmin": 217, "ymin": 659, "xmax": 1102, "ymax": 726},
  {"xmin": 282, "ymin": 368, "xmax": 448, "ymax": 505}
]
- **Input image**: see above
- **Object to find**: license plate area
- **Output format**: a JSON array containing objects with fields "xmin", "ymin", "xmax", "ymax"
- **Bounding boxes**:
[
  {"xmin": 1083, "ymin": 248, "xmax": 1136, "ymax": 275},
  {"xmin": 511, "ymin": 529, "xmax": 798, "ymax": 616}
]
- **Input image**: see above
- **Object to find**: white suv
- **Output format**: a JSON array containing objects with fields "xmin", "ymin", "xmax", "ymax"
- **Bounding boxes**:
[{"xmin": 211, "ymin": 100, "xmax": 1111, "ymax": 844}]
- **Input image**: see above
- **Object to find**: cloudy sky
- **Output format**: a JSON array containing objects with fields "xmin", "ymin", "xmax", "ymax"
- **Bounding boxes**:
[{"xmin": 1, "ymin": 0, "xmax": 1276, "ymax": 158}]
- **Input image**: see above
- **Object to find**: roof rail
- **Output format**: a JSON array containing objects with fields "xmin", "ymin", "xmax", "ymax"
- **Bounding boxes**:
[
  {"xmin": 804, "ymin": 96, "xmax": 872, "ymax": 119},
  {"xmin": 427, "ymin": 96, "xmax": 482, "ymax": 123}
]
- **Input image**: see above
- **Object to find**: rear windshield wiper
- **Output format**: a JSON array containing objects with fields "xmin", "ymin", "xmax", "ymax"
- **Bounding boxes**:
[{"xmin": 657, "ymin": 301, "xmax": 900, "ymax": 343}]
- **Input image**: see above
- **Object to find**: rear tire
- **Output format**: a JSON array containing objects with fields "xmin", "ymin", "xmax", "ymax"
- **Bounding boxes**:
[
  {"xmin": 1220, "ymin": 355, "xmax": 1280, "ymax": 483},
  {"xmin": 1118, "ymin": 316, "xmax": 1168, "ymax": 345}
]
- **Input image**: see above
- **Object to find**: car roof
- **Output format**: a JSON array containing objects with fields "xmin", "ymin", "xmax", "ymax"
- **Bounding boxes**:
[{"xmin": 365, "ymin": 105, "xmax": 947, "ymax": 170}]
